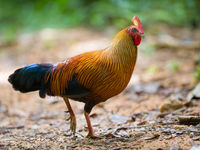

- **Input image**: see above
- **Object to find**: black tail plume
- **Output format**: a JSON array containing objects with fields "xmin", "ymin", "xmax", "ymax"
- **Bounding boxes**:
[{"xmin": 8, "ymin": 63, "xmax": 52, "ymax": 98}]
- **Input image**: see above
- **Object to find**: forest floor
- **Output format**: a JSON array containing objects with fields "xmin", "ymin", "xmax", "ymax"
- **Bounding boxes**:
[{"xmin": 0, "ymin": 26, "xmax": 200, "ymax": 150}]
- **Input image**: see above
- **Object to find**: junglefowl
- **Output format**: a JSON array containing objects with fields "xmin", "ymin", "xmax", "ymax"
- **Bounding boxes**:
[{"xmin": 8, "ymin": 16, "xmax": 144, "ymax": 138}]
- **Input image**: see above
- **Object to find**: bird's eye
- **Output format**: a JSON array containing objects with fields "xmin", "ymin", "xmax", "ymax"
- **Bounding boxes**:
[{"xmin": 132, "ymin": 28, "xmax": 137, "ymax": 32}]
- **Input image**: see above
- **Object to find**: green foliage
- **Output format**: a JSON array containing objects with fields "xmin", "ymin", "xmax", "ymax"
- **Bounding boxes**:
[
  {"xmin": 167, "ymin": 60, "xmax": 180, "ymax": 71},
  {"xmin": 194, "ymin": 67, "xmax": 200, "ymax": 81},
  {"xmin": 142, "ymin": 43, "xmax": 157, "ymax": 55},
  {"xmin": 194, "ymin": 56, "xmax": 200, "ymax": 65},
  {"xmin": 3, "ymin": 30, "xmax": 17, "ymax": 45},
  {"xmin": 43, "ymin": 40, "xmax": 54, "ymax": 50},
  {"xmin": 0, "ymin": 0, "xmax": 199, "ymax": 37},
  {"xmin": 145, "ymin": 65, "xmax": 160, "ymax": 74}
]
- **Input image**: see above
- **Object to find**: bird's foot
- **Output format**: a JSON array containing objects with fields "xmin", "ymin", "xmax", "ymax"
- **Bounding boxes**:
[
  {"xmin": 86, "ymin": 133, "xmax": 116, "ymax": 139},
  {"xmin": 70, "ymin": 115, "xmax": 76, "ymax": 136},
  {"xmin": 64, "ymin": 111, "xmax": 76, "ymax": 136},
  {"xmin": 64, "ymin": 111, "xmax": 70, "ymax": 121},
  {"xmin": 86, "ymin": 133, "xmax": 100, "ymax": 139}
]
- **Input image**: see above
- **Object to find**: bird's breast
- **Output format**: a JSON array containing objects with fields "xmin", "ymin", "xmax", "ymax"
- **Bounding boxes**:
[{"xmin": 76, "ymin": 58, "xmax": 135, "ymax": 102}]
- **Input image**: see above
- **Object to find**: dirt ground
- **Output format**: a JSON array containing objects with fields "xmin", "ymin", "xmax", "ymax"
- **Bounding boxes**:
[{"xmin": 0, "ymin": 26, "xmax": 200, "ymax": 150}]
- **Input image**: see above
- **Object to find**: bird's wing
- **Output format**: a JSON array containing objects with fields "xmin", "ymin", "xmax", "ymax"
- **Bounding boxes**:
[
  {"xmin": 64, "ymin": 73, "xmax": 90, "ymax": 99},
  {"xmin": 46, "ymin": 51, "xmax": 103, "ymax": 97}
]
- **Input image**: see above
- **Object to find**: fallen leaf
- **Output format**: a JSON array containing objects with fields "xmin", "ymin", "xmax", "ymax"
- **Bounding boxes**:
[
  {"xmin": 90, "ymin": 113, "xmax": 98, "ymax": 118},
  {"xmin": 114, "ymin": 127, "xmax": 128, "ymax": 136},
  {"xmin": 104, "ymin": 133, "xmax": 116, "ymax": 137},
  {"xmin": 160, "ymin": 99, "xmax": 184, "ymax": 113},
  {"xmin": 143, "ymin": 133, "xmax": 160, "ymax": 140},
  {"xmin": 137, "ymin": 121, "xmax": 147, "ymax": 126},
  {"xmin": 109, "ymin": 114, "xmax": 130, "ymax": 124},
  {"xmin": 187, "ymin": 82, "xmax": 200, "ymax": 100}
]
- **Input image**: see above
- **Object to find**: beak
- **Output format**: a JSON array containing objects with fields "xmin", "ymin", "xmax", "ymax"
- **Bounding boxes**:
[{"xmin": 140, "ymin": 33, "xmax": 145, "ymax": 38}]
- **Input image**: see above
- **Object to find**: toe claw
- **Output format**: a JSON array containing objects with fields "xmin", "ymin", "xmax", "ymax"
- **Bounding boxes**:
[
  {"xmin": 65, "ymin": 117, "xmax": 71, "ymax": 121},
  {"xmin": 64, "ymin": 110, "xmax": 70, "ymax": 114},
  {"xmin": 70, "ymin": 116, "xmax": 76, "ymax": 136}
]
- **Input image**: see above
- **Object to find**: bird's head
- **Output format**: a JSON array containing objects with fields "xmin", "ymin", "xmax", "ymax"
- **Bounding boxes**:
[{"xmin": 127, "ymin": 16, "xmax": 144, "ymax": 46}]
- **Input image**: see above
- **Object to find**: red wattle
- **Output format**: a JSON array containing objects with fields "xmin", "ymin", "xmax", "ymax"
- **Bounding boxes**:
[{"xmin": 133, "ymin": 35, "xmax": 141, "ymax": 46}]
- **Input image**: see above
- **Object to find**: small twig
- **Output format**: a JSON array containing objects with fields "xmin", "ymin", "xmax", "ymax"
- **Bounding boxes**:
[
  {"xmin": 0, "ymin": 125, "xmax": 24, "ymax": 130},
  {"xmin": 178, "ymin": 116, "xmax": 200, "ymax": 125}
]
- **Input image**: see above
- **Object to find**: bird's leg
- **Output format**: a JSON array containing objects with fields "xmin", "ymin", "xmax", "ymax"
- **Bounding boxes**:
[
  {"xmin": 63, "ymin": 97, "xmax": 76, "ymax": 136},
  {"xmin": 84, "ymin": 111, "xmax": 97, "ymax": 138}
]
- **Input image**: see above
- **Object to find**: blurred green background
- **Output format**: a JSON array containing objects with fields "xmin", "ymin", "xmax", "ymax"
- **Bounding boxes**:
[{"xmin": 0, "ymin": 0, "xmax": 199, "ymax": 40}]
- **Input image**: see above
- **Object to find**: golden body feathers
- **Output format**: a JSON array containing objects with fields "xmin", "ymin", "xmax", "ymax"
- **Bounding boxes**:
[{"xmin": 46, "ymin": 29, "xmax": 137, "ymax": 107}]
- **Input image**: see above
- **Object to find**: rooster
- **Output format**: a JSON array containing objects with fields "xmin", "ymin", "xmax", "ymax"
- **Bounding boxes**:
[{"xmin": 8, "ymin": 16, "xmax": 144, "ymax": 138}]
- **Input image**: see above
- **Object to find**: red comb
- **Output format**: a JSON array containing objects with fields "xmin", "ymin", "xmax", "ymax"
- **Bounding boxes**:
[{"xmin": 132, "ymin": 16, "xmax": 143, "ymax": 34}]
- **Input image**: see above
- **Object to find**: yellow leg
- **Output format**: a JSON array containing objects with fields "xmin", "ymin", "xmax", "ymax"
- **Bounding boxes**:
[{"xmin": 63, "ymin": 97, "xmax": 76, "ymax": 136}]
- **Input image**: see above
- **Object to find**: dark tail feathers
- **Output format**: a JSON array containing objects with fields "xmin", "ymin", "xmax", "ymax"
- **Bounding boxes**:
[{"xmin": 8, "ymin": 63, "xmax": 52, "ymax": 98}]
